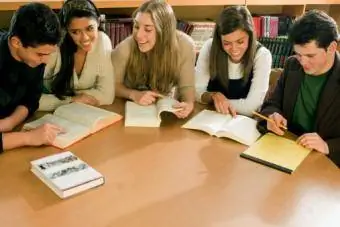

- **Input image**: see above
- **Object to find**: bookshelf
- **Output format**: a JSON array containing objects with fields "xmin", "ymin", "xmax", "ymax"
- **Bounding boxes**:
[{"xmin": 0, "ymin": 0, "xmax": 339, "ymax": 63}]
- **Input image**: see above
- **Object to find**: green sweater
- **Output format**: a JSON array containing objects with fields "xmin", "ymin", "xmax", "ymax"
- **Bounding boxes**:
[{"xmin": 292, "ymin": 73, "xmax": 328, "ymax": 132}]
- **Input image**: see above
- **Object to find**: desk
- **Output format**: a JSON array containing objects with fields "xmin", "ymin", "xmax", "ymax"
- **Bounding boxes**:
[{"xmin": 0, "ymin": 99, "xmax": 339, "ymax": 227}]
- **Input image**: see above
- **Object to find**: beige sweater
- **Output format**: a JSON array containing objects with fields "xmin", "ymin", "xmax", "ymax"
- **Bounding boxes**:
[
  {"xmin": 111, "ymin": 31, "xmax": 196, "ymax": 99},
  {"xmin": 39, "ymin": 31, "xmax": 114, "ymax": 111}
]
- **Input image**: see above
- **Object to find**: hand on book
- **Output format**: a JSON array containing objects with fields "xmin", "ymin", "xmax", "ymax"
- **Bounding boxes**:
[
  {"xmin": 172, "ymin": 101, "xmax": 194, "ymax": 118},
  {"xmin": 129, "ymin": 90, "xmax": 163, "ymax": 106},
  {"xmin": 211, "ymin": 92, "xmax": 236, "ymax": 117},
  {"xmin": 24, "ymin": 123, "xmax": 64, "ymax": 146},
  {"xmin": 267, "ymin": 112, "xmax": 287, "ymax": 136},
  {"xmin": 296, "ymin": 133, "xmax": 329, "ymax": 155},
  {"xmin": 72, "ymin": 94, "xmax": 99, "ymax": 106}
]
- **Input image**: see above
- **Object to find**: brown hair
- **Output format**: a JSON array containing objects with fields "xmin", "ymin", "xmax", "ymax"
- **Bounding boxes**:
[{"xmin": 209, "ymin": 5, "xmax": 257, "ymax": 89}]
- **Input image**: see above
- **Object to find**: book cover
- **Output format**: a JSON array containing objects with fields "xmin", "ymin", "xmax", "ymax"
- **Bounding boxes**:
[
  {"xmin": 240, "ymin": 133, "xmax": 311, "ymax": 174},
  {"xmin": 31, "ymin": 151, "xmax": 104, "ymax": 199}
]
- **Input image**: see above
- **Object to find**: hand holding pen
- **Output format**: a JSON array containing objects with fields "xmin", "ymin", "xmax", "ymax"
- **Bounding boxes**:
[{"xmin": 253, "ymin": 111, "xmax": 287, "ymax": 136}]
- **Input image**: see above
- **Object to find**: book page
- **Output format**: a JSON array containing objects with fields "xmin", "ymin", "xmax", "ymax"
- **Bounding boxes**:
[
  {"xmin": 241, "ymin": 133, "xmax": 311, "ymax": 173},
  {"xmin": 182, "ymin": 110, "xmax": 232, "ymax": 136},
  {"xmin": 155, "ymin": 97, "xmax": 181, "ymax": 119},
  {"xmin": 124, "ymin": 101, "xmax": 160, "ymax": 127},
  {"xmin": 217, "ymin": 115, "xmax": 261, "ymax": 146},
  {"xmin": 23, "ymin": 114, "xmax": 91, "ymax": 149},
  {"xmin": 54, "ymin": 103, "xmax": 122, "ymax": 133}
]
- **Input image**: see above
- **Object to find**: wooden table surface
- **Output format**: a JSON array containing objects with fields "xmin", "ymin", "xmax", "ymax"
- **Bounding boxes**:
[{"xmin": 0, "ymin": 99, "xmax": 339, "ymax": 227}]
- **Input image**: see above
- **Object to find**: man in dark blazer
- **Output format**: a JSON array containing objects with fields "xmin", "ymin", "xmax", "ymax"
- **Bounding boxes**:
[{"xmin": 258, "ymin": 10, "xmax": 340, "ymax": 167}]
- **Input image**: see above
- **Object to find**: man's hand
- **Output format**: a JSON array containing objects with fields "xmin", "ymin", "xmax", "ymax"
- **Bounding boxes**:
[
  {"xmin": 24, "ymin": 123, "xmax": 64, "ymax": 146},
  {"xmin": 267, "ymin": 112, "xmax": 287, "ymax": 136},
  {"xmin": 0, "ymin": 117, "xmax": 15, "ymax": 132},
  {"xmin": 297, "ymin": 133, "xmax": 329, "ymax": 154}
]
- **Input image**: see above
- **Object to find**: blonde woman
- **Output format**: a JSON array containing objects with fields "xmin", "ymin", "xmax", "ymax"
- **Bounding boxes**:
[{"xmin": 112, "ymin": 0, "xmax": 196, "ymax": 118}]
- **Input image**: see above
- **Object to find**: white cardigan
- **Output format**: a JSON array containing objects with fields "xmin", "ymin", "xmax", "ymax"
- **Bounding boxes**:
[
  {"xmin": 39, "ymin": 31, "xmax": 114, "ymax": 111},
  {"xmin": 195, "ymin": 38, "xmax": 272, "ymax": 116}
]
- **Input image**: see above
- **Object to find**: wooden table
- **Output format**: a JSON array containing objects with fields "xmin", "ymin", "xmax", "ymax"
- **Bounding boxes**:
[{"xmin": 0, "ymin": 99, "xmax": 339, "ymax": 227}]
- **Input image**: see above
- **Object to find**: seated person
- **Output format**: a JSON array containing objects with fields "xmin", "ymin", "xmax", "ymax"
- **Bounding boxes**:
[
  {"xmin": 258, "ymin": 10, "xmax": 340, "ymax": 167},
  {"xmin": 39, "ymin": 0, "xmax": 114, "ymax": 111},
  {"xmin": 0, "ymin": 3, "xmax": 62, "ymax": 152},
  {"xmin": 112, "ymin": 0, "xmax": 196, "ymax": 119},
  {"xmin": 195, "ymin": 6, "xmax": 272, "ymax": 117}
]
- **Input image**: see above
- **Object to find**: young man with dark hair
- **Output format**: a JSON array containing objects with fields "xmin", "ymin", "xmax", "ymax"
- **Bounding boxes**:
[
  {"xmin": 0, "ymin": 3, "xmax": 63, "ymax": 152},
  {"xmin": 258, "ymin": 10, "xmax": 340, "ymax": 167}
]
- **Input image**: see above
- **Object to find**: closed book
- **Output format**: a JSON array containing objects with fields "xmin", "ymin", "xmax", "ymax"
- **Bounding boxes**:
[{"xmin": 31, "ymin": 151, "xmax": 104, "ymax": 199}]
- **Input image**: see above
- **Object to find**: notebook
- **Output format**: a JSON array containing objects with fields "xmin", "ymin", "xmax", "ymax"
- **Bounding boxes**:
[{"xmin": 240, "ymin": 133, "xmax": 311, "ymax": 174}]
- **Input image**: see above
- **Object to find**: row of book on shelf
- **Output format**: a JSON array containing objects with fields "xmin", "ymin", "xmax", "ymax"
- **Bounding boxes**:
[
  {"xmin": 104, "ymin": 15, "xmax": 294, "ymax": 69},
  {"xmin": 27, "ymin": 98, "xmax": 310, "ymax": 199}
]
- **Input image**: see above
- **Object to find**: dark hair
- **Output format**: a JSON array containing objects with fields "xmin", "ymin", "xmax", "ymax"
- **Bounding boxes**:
[
  {"xmin": 209, "ymin": 5, "xmax": 257, "ymax": 90},
  {"xmin": 289, "ymin": 10, "xmax": 339, "ymax": 49},
  {"xmin": 8, "ymin": 2, "xmax": 61, "ymax": 47},
  {"xmin": 51, "ymin": 0, "xmax": 102, "ymax": 99}
]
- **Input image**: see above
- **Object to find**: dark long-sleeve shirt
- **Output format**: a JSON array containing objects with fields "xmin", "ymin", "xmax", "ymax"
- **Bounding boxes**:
[{"xmin": 0, "ymin": 32, "xmax": 45, "ymax": 153}]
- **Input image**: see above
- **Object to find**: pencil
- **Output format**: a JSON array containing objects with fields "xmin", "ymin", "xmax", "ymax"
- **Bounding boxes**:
[{"xmin": 252, "ymin": 111, "xmax": 288, "ymax": 130}]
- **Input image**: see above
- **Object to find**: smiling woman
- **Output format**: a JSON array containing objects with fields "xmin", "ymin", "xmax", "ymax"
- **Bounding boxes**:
[
  {"xmin": 195, "ymin": 5, "xmax": 272, "ymax": 117},
  {"xmin": 112, "ymin": 0, "xmax": 196, "ymax": 119},
  {"xmin": 38, "ymin": 0, "xmax": 114, "ymax": 111}
]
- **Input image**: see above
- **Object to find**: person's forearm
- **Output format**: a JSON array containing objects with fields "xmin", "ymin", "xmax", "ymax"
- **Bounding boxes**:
[
  {"xmin": 6, "ymin": 105, "xmax": 29, "ymax": 129},
  {"xmin": 180, "ymin": 87, "xmax": 196, "ymax": 103},
  {"xmin": 115, "ymin": 83, "xmax": 138, "ymax": 100},
  {"xmin": 201, "ymin": 91, "xmax": 214, "ymax": 104},
  {"xmin": 2, "ymin": 132, "xmax": 30, "ymax": 150}
]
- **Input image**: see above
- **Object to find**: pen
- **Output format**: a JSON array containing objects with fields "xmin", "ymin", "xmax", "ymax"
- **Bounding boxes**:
[{"xmin": 252, "ymin": 111, "xmax": 288, "ymax": 130}]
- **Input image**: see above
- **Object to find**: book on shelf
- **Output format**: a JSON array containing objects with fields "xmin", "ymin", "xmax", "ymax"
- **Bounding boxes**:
[
  {"xmin": 31, "ymin": 151, "xmax": 104, "ymax": 199},
  {"xmin": 23, "ymin": 103, "xmax": 123, "ymax": 149},
  {"xmin": 125, "ymin": 97, "xmax": 182, "ymax": 127},
  {"xmin": 240, "ymin": 132, "xmax": 311, "ymax": 174},
  {"xmin": 182, "ymin": 110, "xmax": 261, "ymax": 146}
]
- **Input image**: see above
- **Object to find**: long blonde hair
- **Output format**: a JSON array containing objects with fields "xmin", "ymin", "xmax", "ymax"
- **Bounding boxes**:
[{"xmin": 125, "ymin": 0, "xmax": 179, "ymax": 94}]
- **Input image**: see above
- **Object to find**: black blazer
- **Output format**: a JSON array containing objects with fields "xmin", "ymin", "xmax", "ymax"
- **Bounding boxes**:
[{"xmin": 258, "ymin": 53, "xmax": 340, "ymax": 167}]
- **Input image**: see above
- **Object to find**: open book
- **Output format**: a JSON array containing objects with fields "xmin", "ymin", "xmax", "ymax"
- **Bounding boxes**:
[
  {"xmin": 182, "ymin": 110, "xmax": 261, "ymax": 146},
  {"xmin": 31, "ymin": 151, "xmax": 104, "ymax": 199},
  {"xmin": 240, "ymin": 133, "xmax": 311, "ymax": 174},
  {"xmin": 124, "ymin": 97, "xmax": 181, "ymax": 127},
  {"xmin": 23, "ymin": 103, "xmax": 122, "ymax": 149}
]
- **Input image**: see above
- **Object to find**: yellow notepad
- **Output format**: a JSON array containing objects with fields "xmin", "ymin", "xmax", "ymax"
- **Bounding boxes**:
[{"xmin": 240, "ymin": 133, "xmax": 311, "ymax": 174}]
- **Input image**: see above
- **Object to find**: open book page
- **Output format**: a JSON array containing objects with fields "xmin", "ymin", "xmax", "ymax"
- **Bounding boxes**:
[
  {"xmin": 216, "ymin": 115, "xmax": 261, "ymax": 146},
  {"xmin": 54, "ymin": 103, "xmax": 122, "ymax": 133},
  {"xmin": 182, "ymin": 110, "xmax": 232, "ymax": 135},
  {"xmin": 124, "ymin": 101, "xmax": 160, "ymax": 127},
  {"xmin": 155, "ymin": 97, "xmax": 181, "ymax": 119},
  {"xmin": 241, "ymin": 133, "xmax": 311, "ymax": 173},
  {"xmin": 23, "ymin": 114, "xmax": 91, "ymax": 149}
]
